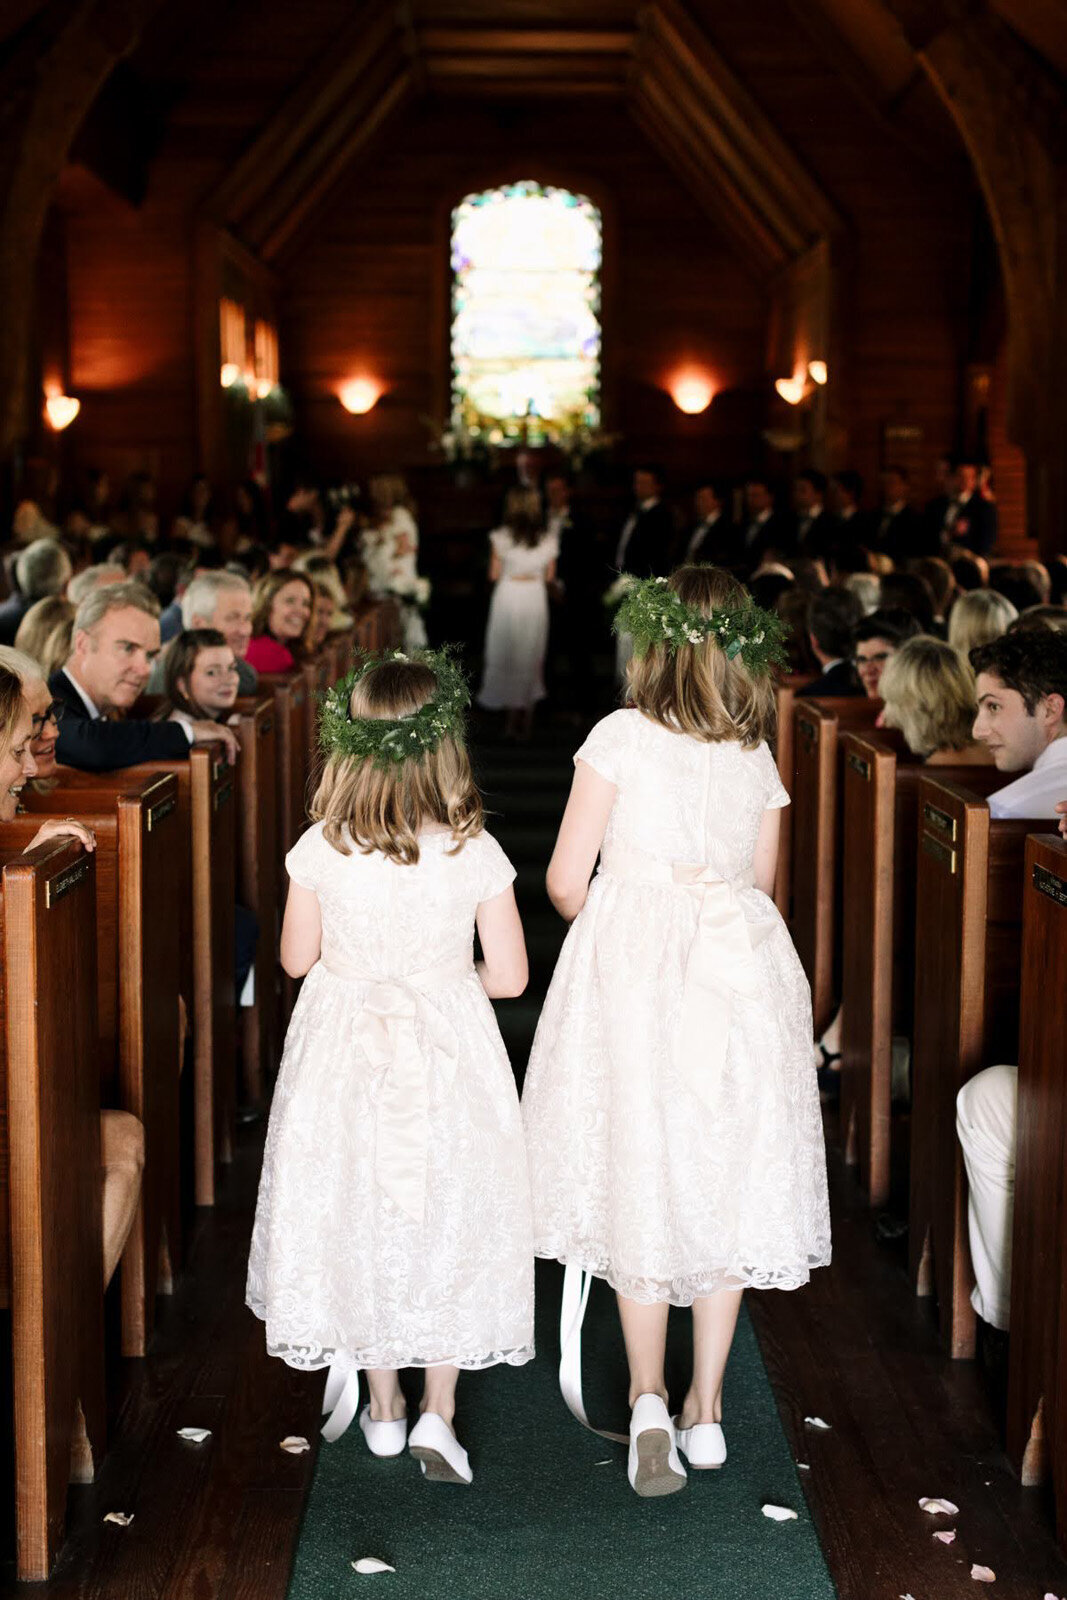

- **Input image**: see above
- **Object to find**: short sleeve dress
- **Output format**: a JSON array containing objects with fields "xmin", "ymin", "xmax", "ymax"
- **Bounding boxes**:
[
  {"xmin": 521, "ymin": 708, "xmax": 831, "ymax": 1304},
  {"xmin": 477, "ymin": 528, "xmax": 560, "ymax": 711},
  {"xmin": 247, "ymin": 823, "xmax": 534, "ymax": 1374}
]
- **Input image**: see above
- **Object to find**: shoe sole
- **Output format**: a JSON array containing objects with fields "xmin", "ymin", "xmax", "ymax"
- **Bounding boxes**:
[
  {"xmin": 410, "ymin": 1445, "xmax": 471, "ymax": 1485},
  {"xmin": 632, "ymin": 1429, "xmax": 687, "ymax": 1497}
]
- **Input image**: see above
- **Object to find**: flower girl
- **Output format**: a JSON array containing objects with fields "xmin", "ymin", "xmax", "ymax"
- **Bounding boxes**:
[
  {"xmin": 477, "ymin": 488, "xmax": 559, "ymax": 739},
  {"xmin": 522, "ymin": 567, "xmax": 831, "ymax": 1497},
  {"xmin": 247, "ymin": 649, "xmax": 534, "ymax": 1485}
]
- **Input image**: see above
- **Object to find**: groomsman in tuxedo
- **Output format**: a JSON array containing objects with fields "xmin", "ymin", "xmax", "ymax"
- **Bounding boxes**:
[
  {"xmin": 740, "ymin": 476, "xmax": 792, "ymax": 565},
  {"xmin": 51, "ymin": 580, "xmax": 238, "ymax": 771},
  {"xmin": 793, "ymin": 470, "xmax": 836, "ymax": 561},
  {"xmin": 924, "ymin": 453, "xmax": 955, "ymax": 550},
  {"xmin": 876, "ymin": 464, "xmax": 929, "ymax": 562},
  {"xmin": 546, "ymin": 472, "xmax": 599, "ymax": 711},
  {"xmin": 614, "ymin": 465, "xmax": 676, "ymax": 576},
  {"xmin": 944, "ymin": 456, "xmax": 998, "ymax": 556},
  {"xmin": 685, "ymin": 482, "xmax": 739, "ymax": 566},
  {"xmin": 828, "ymin": 471, "xmax": 873, "ymax": 566}
]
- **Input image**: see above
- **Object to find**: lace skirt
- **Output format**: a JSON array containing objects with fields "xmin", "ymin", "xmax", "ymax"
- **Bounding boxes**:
[
  {"xmin": 521, "ymin": 875, "xmax": 832, "ymax": 1303},
  {"xmin": 246, "ymin": 964, "xmax": 535, "ymax": 1371}
]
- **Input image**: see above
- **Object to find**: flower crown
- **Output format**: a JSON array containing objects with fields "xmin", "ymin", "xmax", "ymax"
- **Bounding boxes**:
[
  {"xmin": 613, "ymin": 574, "xmax": 788, "ymax": 676},
  {"xmin": 318, "ymin": 647, "xmax": 470, "ymax": 769}
]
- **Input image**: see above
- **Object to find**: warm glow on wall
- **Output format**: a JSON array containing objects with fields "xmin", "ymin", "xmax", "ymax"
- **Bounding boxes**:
[
  {"xmin": 775, "ymin": 375, "xmax": 806, "ymax": 406},
  {"xmin": 669, "ymin": 372, "xmax": 715, "ymax": 414},
  {"xmin": 45, "ymin": 394, "xmax": 80, "ymax": 431},
  {"xmin": 220, "ymin": 362, "xmax": 240, "ymax": 388},
  {"xmin": 807, "ymin": 359, "xmax": 828, "ymax": 386},
  {"xmin": 339, "ymin": 378, "xmax": 382, "ymax": 415}
]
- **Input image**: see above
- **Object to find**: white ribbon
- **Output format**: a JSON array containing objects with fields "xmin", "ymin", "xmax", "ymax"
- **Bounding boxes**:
[{"xmin": 558, "ymin": 1264, "xmax": 628, "ymax": 1443}]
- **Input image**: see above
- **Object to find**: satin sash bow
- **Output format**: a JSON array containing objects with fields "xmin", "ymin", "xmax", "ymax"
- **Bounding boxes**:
[
  {"xmin": 320, "ymin": 949, "xmax": 473, "ymax": 1225},
  {"xmin": 599, "ymin": 844, "xmax": 766, "ymax": 1106}
]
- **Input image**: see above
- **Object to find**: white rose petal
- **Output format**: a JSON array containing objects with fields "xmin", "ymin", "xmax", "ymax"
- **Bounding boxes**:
[
  {"xmin": 804, "ymin": 1416, "xmax": 832, "ymax": 1431},
  {"xmin": 176, "ymin": 1427, "xmax": 212, "ymax": 1444},
  {"xmin": 103, "ymin": 1512, "xmax": 134, "ymax": 1527},
  {"xmin": 918, "ymin": 1497, "xmax": 959, "ymax": 1516},
  {"xmin": 352, "ymin": 1558, "xmax": 396, "ymax": 1575},
  {"xmin": 761, "ymin": 1503, "xmax": 798, "ymax": 1521},
  {"xmin": 280, "ymin": 1435, "xmax": 311, "ymax": 1454},
  {"xmin": 971, "ymin": 1566, "xmax": 995, "ymax": 1583},
  {"xmin": 933, "ymin": 1530, "xmax": 957, "ymax": 1544}
]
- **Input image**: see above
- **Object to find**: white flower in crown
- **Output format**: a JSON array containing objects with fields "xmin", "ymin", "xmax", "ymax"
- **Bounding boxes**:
[{"xmin": 686, "ymin": 629, "xmax": 703, "ymax": 643}]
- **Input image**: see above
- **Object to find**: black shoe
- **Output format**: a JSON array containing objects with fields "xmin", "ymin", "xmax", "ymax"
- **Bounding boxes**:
[{"xmin": 817, "ymin": 1046, "xmax": 841, "ymax": 1103}]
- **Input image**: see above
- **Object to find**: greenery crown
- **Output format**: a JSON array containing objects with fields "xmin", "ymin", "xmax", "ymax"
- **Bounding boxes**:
[
  {"xmin": 613, "ymin": 574, "xmax": 788, "ymax": 676},
  {"xmin": 318, "ymin": 647, "xmax": 470, "ymax": 769}
]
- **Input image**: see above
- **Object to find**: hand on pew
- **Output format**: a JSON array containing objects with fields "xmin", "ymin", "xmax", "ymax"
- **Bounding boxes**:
[
  {"xmin": 21, "ymin": 815, "xmax": 97, "ymax": 854},
  {"xmin": 1057, "ymin": 797, "xmax": 1066, "ymax": 837},
  {"xmin": 190, "ymin": 719, "xmax": 239, "ymax": 764}
]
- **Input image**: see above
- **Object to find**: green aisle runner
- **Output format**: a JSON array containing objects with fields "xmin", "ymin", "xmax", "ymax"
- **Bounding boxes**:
[{"xmin": 287, "ymin": 728, "xmax": 837, "ymax": 1600}]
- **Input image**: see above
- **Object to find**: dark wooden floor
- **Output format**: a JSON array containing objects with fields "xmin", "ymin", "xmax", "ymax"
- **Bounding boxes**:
[{"xmin": 3, "ymin": 1104, "xmax": 1065, "ymax": 1600}]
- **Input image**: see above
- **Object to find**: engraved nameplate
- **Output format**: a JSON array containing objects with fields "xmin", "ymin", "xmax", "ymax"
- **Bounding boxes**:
[
  {"xmin": 214, "ymin": 780, "xmax": 234, "ymax": 812},
  {"xmin": 797, "ymin": 717, "xmax": 817, "ymax": 746},
  {"xmin": 1034, "ymin": 863, "xmax": 1067, "ymax": 908},
  {"xmin": 847, "ymin": 752, "xmax": 871, "ymax": 780},
  {"xmin": 45, "ymin": 857, "xmax": 90, "ymax": 909},
  {"xmin": 147, "ymin": 795, "xmax": 176, "ymax": 832},
  {"xmin": 923, "ymin": 802, "xmax": 957, "ymax": 841},
  {"xmin": 293, "ymin": 691, "xmax": 305, "ymax": 707},
  {"xmin": 922, "ymin": 833, "xmax": 957, "ymax": 873},
  {"xmin": 260, "ymin": 717, "xmax": 273, "ymax": 735}
]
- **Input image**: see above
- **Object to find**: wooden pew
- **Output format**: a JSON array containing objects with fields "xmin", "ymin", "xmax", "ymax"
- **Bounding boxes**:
[
  {"xmin": 772, "ymin": 676, "xmax": 807, "ymax": 920},
  {"xmin": 838, "ymin": 734, "xmax": 1001, "ymax": 1205},
  {"xmin": 260, "ymin": 669, "xmax": 309, "ymax": 861},
  {"xmin": 16, "ymin": 772, "xmax": 182, "ymax": 1352},
  {"xmin": 233, "ymin": 694, "xmax": 279, "ymax": 1104},
  {"xmin": 1007, "ymin": 835, "xmax": 1067, "ymax": 1500},
  {"xmin": 0, "ymin": 838, "xmax": 106, "ymax": 1579},
  {"xmin": 909, "ymin": 779, "xmax": 1058, "ymax": 1357},
  {"xmin": 790, "ymin": 696, "xmax": 883, "ymax": 1035},
  {"xmin": 353, "ymin": 598, "xmax": 402, "ymax": 653}
]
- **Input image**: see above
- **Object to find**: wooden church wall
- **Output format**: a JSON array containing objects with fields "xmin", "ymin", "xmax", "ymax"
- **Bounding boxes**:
[{"xmin": 277, "ymin": 98, "xmax": 768, "ymax": 491}]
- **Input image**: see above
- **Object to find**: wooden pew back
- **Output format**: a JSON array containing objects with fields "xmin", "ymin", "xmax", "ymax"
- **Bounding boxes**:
[
  {"xmin": 0, "ymin": 839, "xmax": 106, "ymax": 1580},
  {"xmin": 233, "ymin": 695, "xmax": 279, "ymax": 1103},
  {"xmin": 909, "ymin": 778, "xmax": 1058, "ymax": 1357},
  {"xmin": 260, "ymin": 670, "xmax": 309, "ymax": 862},
  {"xmin": 1009, "ymin": 836, "xmax": 1067, "ymax": 1507},
  {"xmin": 791, "ymin": 696, "xmax": 883, "ymax": 1034}
]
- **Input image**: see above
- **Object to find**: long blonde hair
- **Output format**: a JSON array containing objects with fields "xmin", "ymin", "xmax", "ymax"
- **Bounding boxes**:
[
  {"xmin": 626, "ymin": 565, "xmax": 777, "ymax": 748},
  {"xmin": 310, "ymin": 659, "xmax": 484, "ymax": 865},
  {"xmin": 880, "ymin": 634, "xmax": 978, "ymax": 757}
]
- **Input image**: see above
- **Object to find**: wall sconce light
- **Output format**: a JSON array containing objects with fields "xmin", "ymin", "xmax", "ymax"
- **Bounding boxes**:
[
  {"xmin": 220, "ymin": 362, "xmax": 241, "ymax": 388},
  {"xmin": 45, "ymin": 394, "xmax": 80, "ymax": 431},
  {"xmin": 255, "ymin": 377, "xmax": 274, "ymax": 400},
  {"xmin": 807, "ymin": 359, "xmax": 828, "ymax": 386},
  {"xmin": 669, "ymin": 372, "xmax": 715, "ymax": 415},
  {"xmin": 339, "ymin": 378, "xmax": 382, "ymax": 415},
  {"xmin": 774, "ymin": 376, "xmax": 806, "ymax": 407}
]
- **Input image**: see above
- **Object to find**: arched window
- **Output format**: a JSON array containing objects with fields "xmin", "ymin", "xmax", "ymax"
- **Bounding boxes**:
[{"xmin": 450, "ymin": 180, "xmax": 602, "ymax": 441}]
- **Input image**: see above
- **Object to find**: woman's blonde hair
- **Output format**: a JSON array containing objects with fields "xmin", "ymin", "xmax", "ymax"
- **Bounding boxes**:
[
  {"xmin": 251, "ymin": 568, "xmax": 315, "ymax": 659},
  {"xmin": 625, "ymin": 565, "xmax": 777, "ymax": 748},
  {"xmin": 309, "ymin": 658, "xmax": 483, "ymax": 865},
  {"xmin": 879, "ymin": 634, "xmax": 978, "ymax": 757},
  {"xmin": 947, "ymin": 588, "xmax": 1017, "ymax": 659},
  {"xmin": 0, "ymin": 665, "xmax": 27, "ymax": 763},
  {"xmin": 15, "ymin": 594, "xmax": 75, "ymax": 676}
]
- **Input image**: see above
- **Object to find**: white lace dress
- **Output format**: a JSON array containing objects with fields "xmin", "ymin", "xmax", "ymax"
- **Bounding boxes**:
[
  {"xmin": 522, "ymin": 709, "xmax": 831, "ymax": 1303},
  {"xmin": 477, "ymin": 528, "xmax": 559, "ymax": 710},
  {"xmin": 247, "ymin": 823, "xmax": 534, "ymax": 1373},
  {"xmin": 360, "ymin": 507, "xmax": 428, "ymax": 650}
]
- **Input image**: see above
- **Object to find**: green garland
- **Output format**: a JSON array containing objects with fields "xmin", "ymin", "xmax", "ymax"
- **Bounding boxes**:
[
  {"xmin": 318, "ymin": 647, "xmax": 470, "ymax": 769},
  {"xmin": 614, "ymin": 574, "xmax": 788, "ymax": 676}
]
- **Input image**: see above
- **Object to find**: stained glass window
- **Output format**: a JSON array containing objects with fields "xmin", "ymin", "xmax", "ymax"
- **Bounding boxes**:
[{"xmin": 451, "ymin": 181, "xmax": 602, "ymax": 440}]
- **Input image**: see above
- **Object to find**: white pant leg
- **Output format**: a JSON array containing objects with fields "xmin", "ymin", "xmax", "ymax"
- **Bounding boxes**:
[{"xmin": 956, "ymin": 1064, "xmax": 1018, "ymax": 1331}]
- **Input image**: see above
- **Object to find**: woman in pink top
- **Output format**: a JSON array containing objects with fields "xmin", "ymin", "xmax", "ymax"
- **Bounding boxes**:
[{"xmin": 246, "ymin": 569, "xmax": 314, "ymax": 673}]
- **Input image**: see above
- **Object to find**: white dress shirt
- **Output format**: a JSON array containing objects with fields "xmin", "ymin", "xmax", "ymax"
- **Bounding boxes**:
[
  {"xmin": 62, "ymin": 667, "xmax": 103, "ymax": 721},
  {"xmin": 988, "ymin": 735, "xmax": 1067, "ymax": 819},
  {"xmin": 686, "ymin": 510, "xmax": 721, "ymax": 560},
  {"xmin": 615, "ymin": 498, "xmax": 659, "ymax": 570}
]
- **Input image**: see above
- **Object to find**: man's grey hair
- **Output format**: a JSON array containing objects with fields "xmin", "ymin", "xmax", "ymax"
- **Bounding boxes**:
[
  {"xmin": 15, "ymin": 538, "xmax": 72, "ymax": 601},
  {"xmin": 0, "ymin": 645, "xmax": 45, "ymax": 683},
  {"xmin": 67, "ymin": 563, "xmax": 127, "ymax": 607},
  {"xmin": 73, "ymin": 580, "xmax": 161, "ymax": 641},
  {"xmin": 182, "ymin": 570, "xmax": 251, "ymax": 630}
]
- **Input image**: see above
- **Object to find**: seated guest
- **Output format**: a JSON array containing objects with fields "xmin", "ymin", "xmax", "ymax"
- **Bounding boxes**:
[
  {"xmin": 245, "ymin": 568, "xmax": 314, "ymax": 673},
  {"xmin": 172, "ymin": 473, "xmax": 217, "ymax": 550},
  {"xmin": 793, "ymin": 470, "xmax": 835, "ymax": 560},
  {"xmin": 0, "ymin": 538, "xmax": 72, "ymax": 645},
  {"xmin": 828, "ymin": 470, "xmax": 870, "ymax": 563},
  {"xmin": 879, "ymin": 569, "xmax": 937, "ymax": 633},
  {"xmin": 949, "ymin": 550, "xmax": 990, "ymax": 593},
  {"xmin": 51, "ymin": 581, "xmax": 237, "ymax": 771},
  {"xmin": 14, "ymin": 595, "xmax": 75, "ymax": 678},
  {"xmin": 912, "ymin": 556, "xmax": 955, "ymax": 629},
  {"xmin": 876, "ymin": 464, "xmax": 927, "ymax": 562},
  {"xmin": 777, "ymin": 588, "xmax": 817, "ymax": 677},
  {"xmin": 0, "ymin": 664, "xmax": 91, "ymax": 845},
  {"xmin": 11, "ymin": 459, "xmax": 60, "ymax": 546},
  {"xmin": 146, "ymin": 551, "xmax": 187, "ymax": 643},
  {"xmin": 292, "ymin": 552, "xmax": 353, "ymax": 633},
  {"xmin": 67, "ymin": 562, "xmax": 126, "ymax": 607},
  {"xmin": 987, "ymin": 562, "xmax": 1046, "ymax": 615},
  {"xmin": 0, "ymin": 646, "xmax": 65, "ymax": 788},
  {"xmin": 158, "ymin": 629, "xmax": 241, "ymax": 732},
  {"xmin": 947, "ymin": 588, "xmax": 1017, "ymax": 660},
  {"xmin": 877, "ymin": 636, "xmax": 992, "ymax": 766},
  {"xmin": 945, "ymin": 456, "xmax": 997, "ymax": 556},
  {"xmin": 1049, "ymin": 555, "xmax": 1067, "ymax": 607},
  {"xmin": 1010, "ymin": 605, "xmax": 1067, "ymax": 635},
  {"xmin": 685, "ymin": 482, "xmax": 738, "ymax": 565},
  {"xmin": 308, "ymin": 581, "xmax": 339, "ymax": 652},
  {"xmin": 803, "ymin": 587, "xmax": 865, "ymax": 697},
  {"xmin": 148, "ymin": 570, "xmax": 257, "ymax": 695},
  {"xmin": 971, "ymin": 631, "xmax": 1067, "ymax": 816},
  {"xmin": 843, "ymin": 572, "xmax": 880, "ymax": 615},
  {"xmin": 851, "ymin": 607, "xmax": 922, "ymax": 697}
]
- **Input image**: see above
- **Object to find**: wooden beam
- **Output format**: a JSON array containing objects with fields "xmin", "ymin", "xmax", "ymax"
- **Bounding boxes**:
[
  {"xmin": 425, "ymin": 53, "xmax": 628, "ymax": 80},
  {"xmin": 419, "ymin": 27, "xmax": 634, "ymax": 54}
]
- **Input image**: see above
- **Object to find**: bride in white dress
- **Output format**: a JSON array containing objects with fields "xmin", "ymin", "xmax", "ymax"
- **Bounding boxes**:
[
  {"xmin": 477, "ymin": 489, "xmax": 559, "ymax": 739},
  {"xmin": 361, "ymin": 475, "xmax": 429, "ymax": 650}
]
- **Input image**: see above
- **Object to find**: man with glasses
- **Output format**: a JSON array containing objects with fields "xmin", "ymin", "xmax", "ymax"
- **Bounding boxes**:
[{"xmin": 851, "ymin": 608, "xmax": 923, "ymax": 698}]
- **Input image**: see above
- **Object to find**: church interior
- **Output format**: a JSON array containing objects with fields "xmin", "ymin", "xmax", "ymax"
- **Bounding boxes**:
[{"xmin": 0, "ymin": 1, "xmax": 1066, "ymax": 1596}]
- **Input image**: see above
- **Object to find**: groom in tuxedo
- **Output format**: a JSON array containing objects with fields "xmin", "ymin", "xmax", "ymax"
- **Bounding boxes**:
[
  {"xmin": 685, "ymin": 482, "xmax": 739, "ymax": 566},
  {"xmin": 614, "ymin": 465, "xmax": 676, "ymax": 577}
]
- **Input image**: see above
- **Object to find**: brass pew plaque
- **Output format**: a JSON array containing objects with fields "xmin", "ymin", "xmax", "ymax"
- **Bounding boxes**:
[
  {"xmin": 923, "ymin": 802, "xmax": 957, "ymax": 841},
  {"xmin": 1034, "ymin": 864, "xmax": 1067, "ymax": 908},
  {"xmin": 922, "ymin": 833, "xmax": 957, "ymax": 873},
  {"xmin": 797, "ymin": 717, "xmax": 817, "ymax": 746},
  {"xmin": 45, "ymin": 857, "xmax": 91, "ymax": 909},
  {"xmin": 147, "ymin": 795, "xmax": 176, "ymax": 832},
  {"xmin": 847, "ymin": 752, "xmax": 871, "ymax": 780},
  {"xmin": 214, "ymin": 780, "xmax": 234, "ymax": 812}
]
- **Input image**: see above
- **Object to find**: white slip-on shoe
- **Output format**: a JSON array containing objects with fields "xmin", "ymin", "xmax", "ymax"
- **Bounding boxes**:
[
  {"xmin": 358, "ymin": 1404, "xmax": 408, "ymax": 1458},
  {"xmin": 408, "ymin": 1411, "xmax": 472, "ymax": 1485},
  {"xmin": 627, "ymin": 1394, "xmax": 687, "ymax": 1497},
  {"xmin": 673, "ymin": 1418, "xmax": 727, "ymax": 1469}
]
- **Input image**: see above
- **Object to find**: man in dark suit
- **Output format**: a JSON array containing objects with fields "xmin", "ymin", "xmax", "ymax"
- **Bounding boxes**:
[
  {"xmin": 0, "ymin": 537, "xmax": 72, "ymax": 645},
  {"xmin": 793, "ymin": 470, "xmax": 836, "ymax": 561},
  {"xmin": 802, "ymin": 587, "xmax": 865, "ymax": 697},
  {"xmin": 52, "ymin": 580, "xmax": 238, "ymax": 771},
  {"xmin": 945, "ymin": 457, "xmax": 998, "ymax": 557},
  {"xmin": 614, "ymin": 465, "xmax": 676, "ymax": 576},
  {"xmin": 685, "ymin": 482, "xmax": 739, "ymax": 566},
  {"xmin": 739, "ymin": 476, "xmax": 793, "ymax": 566},
  {"xmin": 545, "ymin": 471, "xmax": 601, "ymax": 712},
  {"xmin": 876, "ymin": 464, "xmax": 930, "ymax": 562},
  {"xmin": 924, "ymin": 452, "xmax": 955, "ymax": 550}
]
